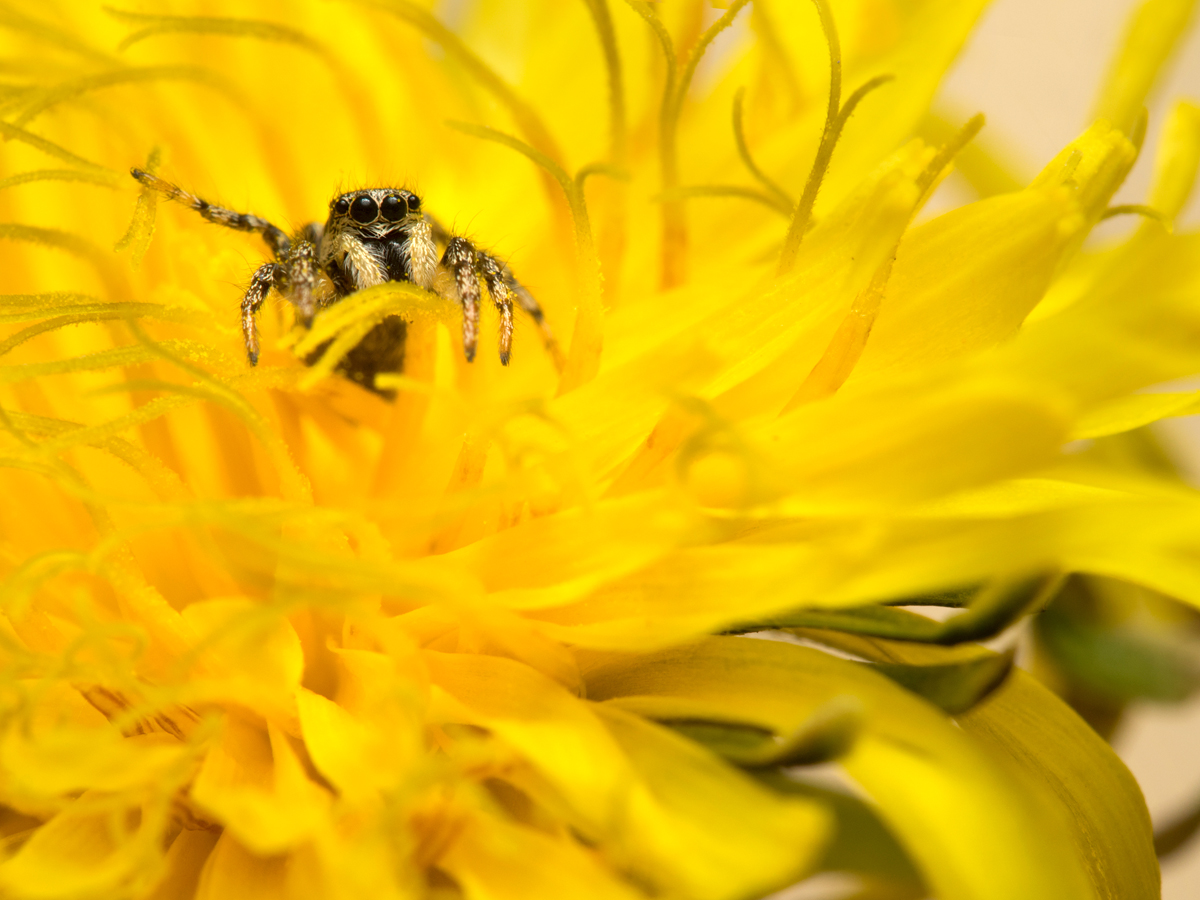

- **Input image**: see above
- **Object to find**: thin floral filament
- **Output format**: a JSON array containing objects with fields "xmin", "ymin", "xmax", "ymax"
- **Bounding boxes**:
[
  {"xmin": 357, "ymin": 0, "xmax": 569, "ymax": 210},
  {"xmin": 624, "ymin": 0, "xmax": 751, "ymax": 288},
  {"xmin": 581, "ymin": 0, "xmax": 627, "ymax": 167},
  {"xmin": 733, "ymin": 86, "xmax": 794, "ymax": 210}
]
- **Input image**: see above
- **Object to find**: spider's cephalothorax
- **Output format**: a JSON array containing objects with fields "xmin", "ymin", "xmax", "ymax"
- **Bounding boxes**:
[{"xmin": 130, "ymin": 170, "xmax": 556, "ymax": 393}]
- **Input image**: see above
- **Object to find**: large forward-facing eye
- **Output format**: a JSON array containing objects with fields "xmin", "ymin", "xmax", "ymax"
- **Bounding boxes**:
[
  {"xmin": 351, "ymin": 196, "xmax": 378, "ymax": 223},
  {"xmin": 380, "ymin": 195, "xmax": 407, "ymax": 222}
]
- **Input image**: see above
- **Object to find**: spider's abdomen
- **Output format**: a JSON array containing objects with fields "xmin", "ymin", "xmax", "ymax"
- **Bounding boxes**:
[{"xmin": 305, "ymin": 316, "xmax": 406, "ymax": 397}]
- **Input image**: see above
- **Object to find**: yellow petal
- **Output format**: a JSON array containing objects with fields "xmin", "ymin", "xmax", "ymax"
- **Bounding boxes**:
[
  {"xmin": 193, "ymin": 832, "xmax": 289, "ymax": 900},
  {"xmin": 143, "ymin": 829, "xmax": 220, "ymax": 900},
  {"xmin": 190, "ymin": 716, "xmax": 330, "ymax": 855},
  {"xmin": 1147, "ymin": 100, "xmax": 1200, "ymax": 220},
  {"xmin": 426, "ymin": 650, "xmax": 828, "ymax": 900},
  {"xmin": 0, "ymin": 792, "xmax": 157, "ymax": 899},
  {"xmin": 1074, "ymin": 390, "xmax": 1200, "ymax": 439},
  {"xmin": 424, "ymin": 650, "xmax": 629, "ymax": 827},
  {"xmin": 295, "ymin": 646, "xmax": 426, "ymax": 800},
  {"xmin": 750, "ymin": 374, "xmax": 1072, "ymax": 510},
  {"xmin": 598, "ymin": 703, "xmax": 829, "ymax": 900},
  {"xmin": 960, "ymin": 671, "xmax": 1159, "ymax": 900},
  {"xmin": 178, "ymin": 599, "xmax": 304, "ymax": 722},
  {"xmin": 583, "ymin": 637, "xmax": 1094, "ymax": 900},
  {"xmin": 850, "ymin": 121, "xmax": 1136, "ymax": 380},
  {"xmin": 1092, "ymin": 0, "xmax": 1199, "ymax": 134},
  {"xmin": 441, "ymin": 810, "xmax": 641, "ymax": 900},
  {"xmin": 0, "ymin": 682, "xmax": 189, "ymax": 801}
]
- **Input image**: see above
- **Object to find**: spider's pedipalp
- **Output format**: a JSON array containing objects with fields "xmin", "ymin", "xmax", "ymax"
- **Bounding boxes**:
[
  {"xmin": 286, "ymin": 240, "xmax": 319, "ymax": 324},
  {"xmin": 404, "ymin": 218, "xmax": 438, "ymax": 290},
  {"xmin": 241, "ymin": 262, "xmax": 281, "ymax": 365},
  {"xmin": 434, "ymin": 227, "xmax": 557, "ymax": 368},
  {"xmin": 131, "ymin": 168, "xmax": 291, "ymax": 258}
]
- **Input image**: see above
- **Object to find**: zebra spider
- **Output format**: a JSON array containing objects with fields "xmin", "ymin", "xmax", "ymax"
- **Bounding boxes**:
[{"xmin": 130, "ymin": 169, "xmax": 557, "ymax": 392}]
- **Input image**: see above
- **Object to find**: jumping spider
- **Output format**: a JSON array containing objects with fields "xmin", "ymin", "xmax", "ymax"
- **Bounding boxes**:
[{"xmin": 130, "ymin": 169, "xmax": 556, "ymax": 392}]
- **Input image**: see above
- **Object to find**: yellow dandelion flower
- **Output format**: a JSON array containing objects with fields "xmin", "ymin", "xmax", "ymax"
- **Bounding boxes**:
[{"xmin": 0, "ymin": 1, "xmax": 1197, "ymax": 899}]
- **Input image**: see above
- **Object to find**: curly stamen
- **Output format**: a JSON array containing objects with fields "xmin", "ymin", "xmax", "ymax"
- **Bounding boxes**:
[
  {"xmin": 581, "ymin": 0, "xmax": 627, "ymax": 167},
  {"xmin": 0, "ymin": 120, "xmax": 115, "ymax": 174},
  {"xmin": 357, "ymin": 0, "xmax": 565, "ymax": 171},
  {"xmin": 656, "ymin": 185, "xmax": 792, "ymax": 217},
  {"xmin": 624, "ymin": 0, "xmax": 751, "ymax": 289},
  {"xmin": 733, "ymin": 87, "xmax": 793, "ymax": 210},
  {"xmin": 1100, "ymin": 204, "xmax": 1172, "ymax": 231},
  {"xmin": 115, "ymin": 146, "xmax": 161, "ymax": 267},
  {"xmin": 776, "ymin": 0, "xmax": 899, "ymax": 276},
  {"xmin": 777, "ymin": 20, "xmax": 892, "ymax": 279},
  {"xmin": 918, "ymin": 111, "xmax": 1023, "ymax": 197},
  {"xmin": 106, "ymin": 7, "xmax": 382, "ymax": 169}
]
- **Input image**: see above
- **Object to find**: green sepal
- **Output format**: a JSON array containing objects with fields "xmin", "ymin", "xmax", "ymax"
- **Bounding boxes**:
[
  {"xmin": 872, "ymin": 649, "xmax": 1014, "ymax": 715},
  {"xmin": 725, "ymin": 573, "xmax": 1057, "ymax": 644},
  {"xmin": 665, "ymin": 695, "xmax": 863, "ymax": 766},
  {"xmin": 1036, "ymin": 576, "xmax": 1200, "ymax": 702},
  {"xmin": 791, "ymin": 629, "xmax": 1014, "ymax": 714},
  {"xmin": 959, "ymin": 669, "xmax": 1159, "ymax": 900}
]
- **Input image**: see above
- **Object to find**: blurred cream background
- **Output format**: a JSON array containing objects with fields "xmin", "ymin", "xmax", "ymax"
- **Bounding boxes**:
[{"xmin": 935, "ymin": 1, "xmax": 1200, "ymax": 897}]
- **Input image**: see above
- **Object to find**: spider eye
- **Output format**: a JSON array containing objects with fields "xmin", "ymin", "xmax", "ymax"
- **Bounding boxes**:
[
  {"xmin": 351, "ymin": 195, "xmax": 378, "ymax": 224},
  {"xmin": 407, "ymin": 193, "xmax": 421, "ymax": 212},
  {"xmin": 334, "ymin": 197, "xmax": 350, "ymax": 215},
  {"xmin": 380, "ymin": 195, "xmax": 406, "ymax": 222}
]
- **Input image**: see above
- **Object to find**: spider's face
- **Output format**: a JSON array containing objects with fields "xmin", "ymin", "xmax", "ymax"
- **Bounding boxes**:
[
  {"xmin": 320, "ymin": 187, "xmax": 429, "ymax": 296},
  {"xmin": 327, "ymin": 188, "xmax": 422, "ymax": 235}
]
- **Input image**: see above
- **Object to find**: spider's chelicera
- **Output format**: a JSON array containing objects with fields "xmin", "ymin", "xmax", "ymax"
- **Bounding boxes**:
[{"xmin": 130, "ymin": 169, "xmax": 556, "ymax": 392}]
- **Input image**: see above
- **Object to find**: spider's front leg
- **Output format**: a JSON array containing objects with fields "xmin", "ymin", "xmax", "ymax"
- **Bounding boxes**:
[
  {"xmin": 130, "ymin": 168, "xmax": 291, "ymax": 257},
  {"xmin": 129, "ymin": 168, "xmax": 320, "ymax": 367},
  {"xmin": 441, "ymin": 237, "xmax": 484, "ymax": 363},
  {"xmin": 241, "ymin": 263, "xmax": 281, "ymax": 366},
  {"xmin": 240, "ymin": 240, "xmax": 320, "ymax": 366},
  {"xmin": 438, "ymin": 233, "xmax": 556, "ymax": 367},
  {"xmin": 477, "ymin": 253, "xmax": 515, "ymax": 365}
]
